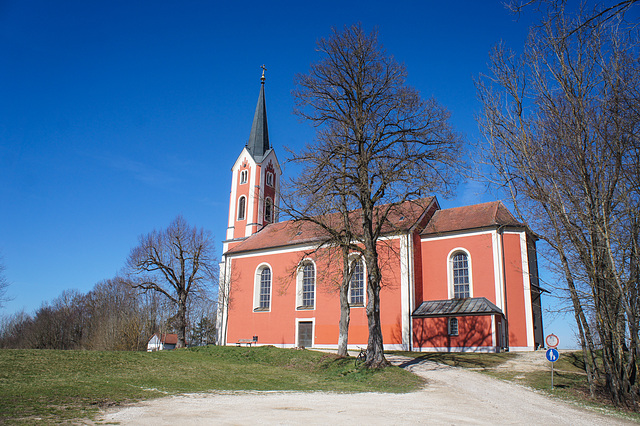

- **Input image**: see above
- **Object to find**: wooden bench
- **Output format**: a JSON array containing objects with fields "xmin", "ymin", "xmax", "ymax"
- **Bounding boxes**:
[{"xmin": 236, "ymin": 336, "xmax": 258, "ymax": 347}]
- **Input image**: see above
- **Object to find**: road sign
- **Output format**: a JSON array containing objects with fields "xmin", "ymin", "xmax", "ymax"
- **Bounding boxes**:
[
  {"xmin": 546, "ymin": 347, "xmax": 560, "ymax": 389},
  {"xmin": 545, "ymin": 333, "xmax": 559, "ymax": 348}
]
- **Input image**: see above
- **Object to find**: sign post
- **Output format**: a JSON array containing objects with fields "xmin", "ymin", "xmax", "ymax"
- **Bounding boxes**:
[{"xmin": 545, "ymin": 334, "xmax": 560, "ymax": 389}]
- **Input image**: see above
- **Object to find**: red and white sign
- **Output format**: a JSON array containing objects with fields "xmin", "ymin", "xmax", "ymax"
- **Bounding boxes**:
[{"xmin": 546, "ymin": 333, "xmax": 559, "ymax": 348}]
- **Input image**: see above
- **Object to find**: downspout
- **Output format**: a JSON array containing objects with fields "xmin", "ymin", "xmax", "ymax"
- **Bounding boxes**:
[
  {"xmin": 499, "ymin": 225, "xmax": 510, "ymax": 351},
  {"xmin": 408, "ymin": 233, "xmax": 415, "ymax": 352}
]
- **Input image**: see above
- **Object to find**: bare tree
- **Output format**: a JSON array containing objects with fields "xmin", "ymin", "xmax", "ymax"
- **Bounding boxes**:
[
  {"xmin": 27, "ymin": 290, "xmax": 88, "ymax": 350},
  {"xmin": 477, "ymin": 2, "xmax": 640, "ymax": 406},
  {"xmin": 280, "ymin": 142, "xmax": 359, "ymax": 357},
  {"xmin": 216, "ymin": 261, "xmax": 239, "ymax": 347},
  {"xmin": 0, "ymin": 275, "xmax": 180, "ymax": 350},
  {"xmin": 0, "ymin": 310, "xmax": 33, "ymax": 348},
  {"xmin": 291, "ymin": 24, "xmax": 462, "ymax": 367},
  {"xmin": 508, "ymin": 0, "xmax": 639, "ymax": 34},
  {"xmin": 126, "ymin": 215, "xmax": 217, "ymax": 348},
  {"xmin": 188, "ymin": 289, "xmax": 217, "ymax": 346},
  {"xmin": 0, "ymin": 256, "xmax": 10, "ymax": 309}
]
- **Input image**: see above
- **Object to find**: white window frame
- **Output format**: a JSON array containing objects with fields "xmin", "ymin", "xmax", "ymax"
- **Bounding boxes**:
[
  {"xmin": 348, "ymin": 255, "xmax": 366, "ymax": 307},
  {"xmin": 240, "ymin": 169, "xmax": 248, "ymax": 184},
  {"xmin": 448, "ymin": 317, "xmax": 459, "ymax": 336},
  {"xmin": 296, "ymin": 259, "xmax": 316, "ymax": 310},
  {"xmin": 237, "ymin": 196, "xmax": 247, "ymax": 221},
  {"xmin": 253, "ymin": 263, "xmax": 272, "ymax": 312},
  {"xmin": 266, "ymin": 171, "xmax": 274, "ymax": 187},
  {"xmin": 447, "ymin": 248, "xmax": 473, "ymax": 299}
]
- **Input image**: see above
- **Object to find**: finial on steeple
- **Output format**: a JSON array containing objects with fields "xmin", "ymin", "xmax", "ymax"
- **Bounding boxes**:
[{"xmin": 261, "ymin": 64, "xmax": 267, "ymax": 84}]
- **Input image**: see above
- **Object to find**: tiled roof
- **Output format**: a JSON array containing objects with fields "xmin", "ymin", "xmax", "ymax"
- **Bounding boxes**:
[
  {"xmin": 161, "ymin": 334, "xmax": 178, "ymax": 345},
  {"xmin": 421, "ymin": 201, "xmax": 521, "ymax": 236},
  {"xmin": 226, "ymin": 197, "xmax": 436, "ymax": 255},
  {"xmin": 412, "ymin": 297, "xmax": 503, "ymax": 317}
]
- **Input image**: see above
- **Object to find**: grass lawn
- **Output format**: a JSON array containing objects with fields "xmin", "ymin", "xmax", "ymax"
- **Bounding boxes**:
[{"xmin": 0, "ymin": 345, "xmax": 424, "ymax": 424}]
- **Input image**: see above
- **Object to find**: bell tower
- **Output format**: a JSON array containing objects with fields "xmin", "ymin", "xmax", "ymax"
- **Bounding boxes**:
[{"xmin": 223, "ymin": 67, "xmax": 281, "ymax": 253}]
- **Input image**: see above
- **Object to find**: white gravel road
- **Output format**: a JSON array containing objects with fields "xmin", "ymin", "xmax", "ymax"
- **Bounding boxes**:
[{"xmin": 100, "ymin": 354, "xmax": 634, "ymax": 425}]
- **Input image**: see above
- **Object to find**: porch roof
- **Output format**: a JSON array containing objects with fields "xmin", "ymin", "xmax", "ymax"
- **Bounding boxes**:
[{"xmin": 412, "ymin": 297, "xmax": 503, "ymax": 318}]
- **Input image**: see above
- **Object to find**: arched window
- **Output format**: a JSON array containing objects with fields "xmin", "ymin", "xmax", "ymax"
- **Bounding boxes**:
[
  {"xmin": 451, "ymin": 252, "xmax": 470, "ymax": 298},
  {"xmin": 448, "ymin": 317, "xmax": 459, "ymax": 336},
  {"xmin": 237, "ymin": 196, "xmax": 246, "ymax": 221},
  {"xmin": 297, "ymin": 261, "xmax": 315, "ymax": 309},
  {"xmin": 349, "ymin": 259, "xmax": 364, "ymax": 306},
  {"xmin": 259, "ymin": 268, "xmax": 271, "ymax": 309},
  {"xmin": 240, "ymin": 170, "xmax": 248, "ymax": 184},
  {"xmin": 266, "ymin": 171, "xmax": 274, "ymax": 187},
  {"xmin": 253, "ymin": 263, "xmax": 272, "ymax": 311},
  {"xmin": 264, "ymin": 198, "xmax": 273, "ymax": 223}
]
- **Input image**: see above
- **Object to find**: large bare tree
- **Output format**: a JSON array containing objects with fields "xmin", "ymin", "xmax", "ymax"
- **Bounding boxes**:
[
  {"xmin": 477, "ymin": 2, "xmax": 640, "ymax": 406},
  {"xmin": 290, "ymin": 24, "xmax": 462, "ymax": 367},
  {"xmin": 126, "ymin": 216, "xmax": 217, "ymax": 348}
]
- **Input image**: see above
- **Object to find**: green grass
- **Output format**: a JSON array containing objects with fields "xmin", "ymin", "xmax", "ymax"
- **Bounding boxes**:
[{"xmin": 0, "ymin": 346, "xmax": 424, "ymax": 424}]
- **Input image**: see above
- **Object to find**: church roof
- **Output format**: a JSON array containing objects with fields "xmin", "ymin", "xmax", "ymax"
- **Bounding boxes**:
[
  {"xmin": 246, "ymin": 80, "xmax": 270, "ymax": 162},
  {"xmin": 421, "ymin": 201, "xmax": 521, "ymax": 236},
  {"xmin": 225, "ymin": 197, "xmax": 436, "ymax": 255},
  {"xmin": 412, "ymin": 297, "xmax": 503, "ymax": 317}
]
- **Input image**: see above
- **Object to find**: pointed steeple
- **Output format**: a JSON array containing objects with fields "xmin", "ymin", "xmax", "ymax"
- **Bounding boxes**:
[{"xmin": 247, "ymin": 65, "xmax": 270, "ymax": 161}]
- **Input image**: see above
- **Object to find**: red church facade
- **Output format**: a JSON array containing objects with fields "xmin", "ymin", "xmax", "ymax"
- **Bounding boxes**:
[{"xmin": 216, "ymin": 79, "xmax": 544, "ymax": 352}]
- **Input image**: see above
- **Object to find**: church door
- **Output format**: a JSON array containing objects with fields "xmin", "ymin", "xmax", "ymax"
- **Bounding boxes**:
[{"xmin": 298, "ymin": 321, "xmax": 313, "ymax": 348}]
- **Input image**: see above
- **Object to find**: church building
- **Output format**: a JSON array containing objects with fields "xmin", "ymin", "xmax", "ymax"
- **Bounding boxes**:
[{"xmin": 216, "ymin": 75, "xmax": 544, "ymax": 352}]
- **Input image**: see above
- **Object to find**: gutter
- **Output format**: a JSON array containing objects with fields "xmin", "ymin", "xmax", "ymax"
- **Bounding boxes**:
[{"xmin": 499, "ymin": 225, "xmax": 510, "ymax": 351}]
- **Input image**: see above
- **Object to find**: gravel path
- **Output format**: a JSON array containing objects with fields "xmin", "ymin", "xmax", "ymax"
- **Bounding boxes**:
[{"xmin": 100, "ymin": 354, "xmax": 633, "ymax": 425}]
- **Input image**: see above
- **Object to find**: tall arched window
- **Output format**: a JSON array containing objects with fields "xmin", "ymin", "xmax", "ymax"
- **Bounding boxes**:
[
  {"xmin": 237, "ymin": 196, "xmax": 246, "ymax": 221},
  {"xmin": 349, "ymin": 259, "xmax": 364, "ymax": 306},
  {"xmin": 254, "ymin": 263, "xmax": 272, "ymax": 311},
  {"xmin": 297, "ymin": 262, "xmax": 315, "ymax": 309},
  {"xmin": 259, "ymin": 267, "xmax": 271, "ymax": 309},
  {"xmin": 264, "ymin": 198, "xmax": 273, "ymax": 223},
  {"xmin": 452, "ymin": 252, "xmax": 470, "ymax": 298}
]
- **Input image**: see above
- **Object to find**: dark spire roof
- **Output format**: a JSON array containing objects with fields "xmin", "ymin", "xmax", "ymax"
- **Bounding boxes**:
[{"xmin": 246, "ymin": 71, "xmax": 270, "ymax": 162}]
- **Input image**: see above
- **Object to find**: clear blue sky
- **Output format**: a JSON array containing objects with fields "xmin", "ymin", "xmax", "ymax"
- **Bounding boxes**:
[{"xmin": 0, "ymin": 1, "xmax": 576, "ymax": 347}]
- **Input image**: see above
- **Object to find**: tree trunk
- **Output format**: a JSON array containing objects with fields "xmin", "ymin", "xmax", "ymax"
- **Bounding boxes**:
[
  {"xmin": 176, "ymin": 293, "xmax": 187, "ymax": 348},
  {"xmin": 365, "ymin": 277, "xmax": 388, "ymax": 368},
  {"xmin": 559, "ymin": 245, "xmax": 599, "ymax": 395},
  {"xmin": 363, "ymin": 241, "xmax": 388, "ymax": 368},
  {"xmin": 337, "ymin": 248, "xmax": 351, "ymax": 357}
]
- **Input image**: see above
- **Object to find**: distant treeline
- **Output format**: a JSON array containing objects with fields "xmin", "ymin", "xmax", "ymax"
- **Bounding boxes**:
[{"xmin": 0, "ymin": 278, "xmax": 216, "ymax": 350}]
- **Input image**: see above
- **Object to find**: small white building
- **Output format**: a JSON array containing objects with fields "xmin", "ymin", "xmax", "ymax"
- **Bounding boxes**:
[{"xmin": 147, "ymin": 333, "xmax": 178, "ymax": 351}]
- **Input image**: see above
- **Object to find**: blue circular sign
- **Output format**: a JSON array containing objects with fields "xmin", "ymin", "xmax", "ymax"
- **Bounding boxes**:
[{"xmin": 546, "ymin": 348, "xmax": 559, "ymax": 362}]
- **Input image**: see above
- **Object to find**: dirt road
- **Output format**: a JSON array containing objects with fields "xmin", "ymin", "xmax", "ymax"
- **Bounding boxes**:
[{"xmin": 100, "ymin": 354, "xmax": 633, "ymax": 425}]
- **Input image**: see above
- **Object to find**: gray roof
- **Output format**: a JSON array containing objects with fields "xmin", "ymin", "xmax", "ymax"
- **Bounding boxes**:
[
  {"xmin": 246, "ymin": 82, "xmax": 270, "ymax": 162},
  {"xmin": 412, "ymin": 297, "xmax": 503, "ymax": 318}
]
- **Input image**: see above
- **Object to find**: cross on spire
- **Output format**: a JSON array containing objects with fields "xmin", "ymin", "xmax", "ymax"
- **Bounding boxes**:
[{"xmin": 261, "ymin": 64, "xmax": 267, "ymax": 83}]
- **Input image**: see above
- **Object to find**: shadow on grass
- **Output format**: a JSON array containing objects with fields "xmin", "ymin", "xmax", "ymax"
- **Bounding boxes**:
[{"xmin": 389, "ymin": 351, "xmax": 516, "ymax": 370}]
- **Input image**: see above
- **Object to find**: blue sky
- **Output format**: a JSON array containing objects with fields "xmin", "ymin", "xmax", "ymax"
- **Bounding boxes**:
[{"xmin": 1, "ymin": 1, "xmax": 577, "ymax": 347}]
